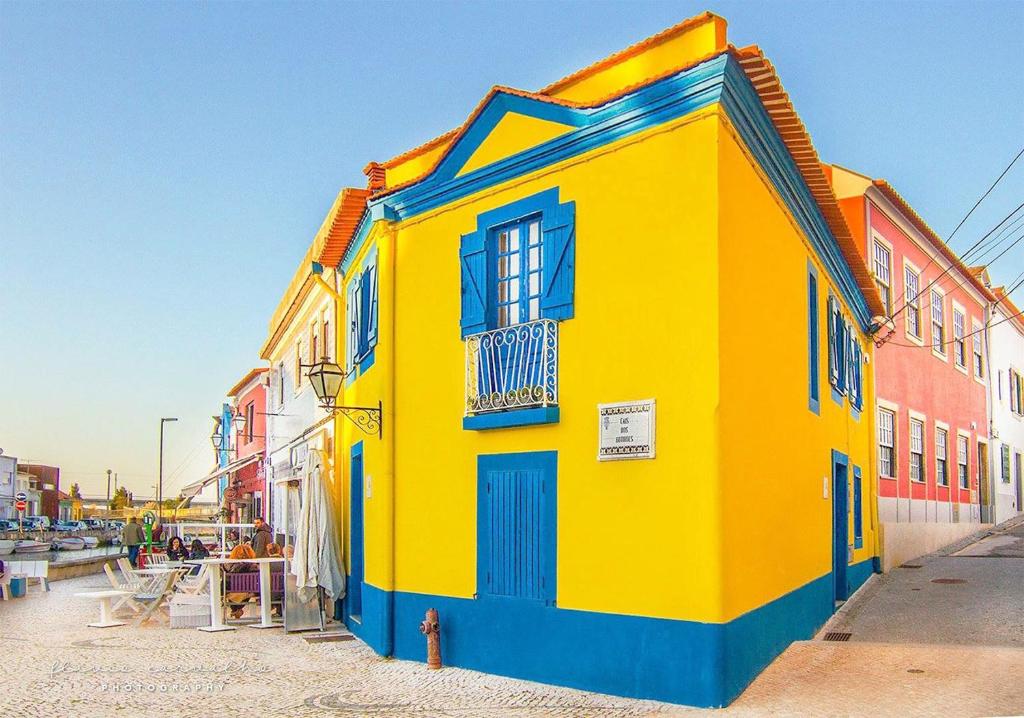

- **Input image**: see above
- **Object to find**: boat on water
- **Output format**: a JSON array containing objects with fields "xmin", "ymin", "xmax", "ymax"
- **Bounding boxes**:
[
  {"xmin": 14, "ymin": 539, "xmax": 51, "ymax": 554},
  {"xmin": 81, "ymin": 536, "xmax": 100, "ymax": 548},
  {"xmin": 54, "ymin": 537, "xmax": 86, "ymax": 551},
  {"xmin": 0, "ymin": 539, "xmax": 15, "ymax": 555}
]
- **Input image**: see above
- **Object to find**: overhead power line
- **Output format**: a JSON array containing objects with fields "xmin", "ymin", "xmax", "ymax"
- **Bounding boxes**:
[{"xmin": 885, "ymin": 200, "xmax": 1024, "ymax": 323}]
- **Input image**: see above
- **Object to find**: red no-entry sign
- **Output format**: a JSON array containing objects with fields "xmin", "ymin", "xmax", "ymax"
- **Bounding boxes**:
[{"xmin": 15, "ymin": 500, "xmax": 27, "ymax": 511}]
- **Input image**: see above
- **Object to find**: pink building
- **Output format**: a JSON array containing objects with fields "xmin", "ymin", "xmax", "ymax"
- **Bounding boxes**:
[
  {"xmin": 226, "ymin": 368, "xmax": 268, "ymax": 523},
  {"xmin": 828, "ymin": 166, "xmax": 995, "ymax": 528}
]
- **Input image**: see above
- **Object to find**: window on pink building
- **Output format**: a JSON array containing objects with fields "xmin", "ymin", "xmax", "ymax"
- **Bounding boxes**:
[
  {"xmin": 878, "ymin": 409, "xmax": 895, "ymax": 478},
  {"xmin": 935, "ymin": 427, "xmax": 948, "ymax": 487},
  {"xmin": 953, "ymin": 309, "xmax": 966, "ymax": 368},
  {"xmin": 872, "ymin": 241, "xmax": 891, "ymax": 314},
  {"xmin": 930, "ymin": 290, "xmax": 945, "ymax": 354},
  {"xmin": 957, "ymin": 435, "xmax": 969, "ymax": 489},
  {"xmin": 905, "ymin": 268, "xmax": 921, "ymax": 337},
  {"xmin": 910, "ymin": 419, "xmax": 925, "ymax": 482}
]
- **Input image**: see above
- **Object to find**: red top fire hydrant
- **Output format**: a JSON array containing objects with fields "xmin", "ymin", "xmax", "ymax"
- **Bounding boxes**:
[{"xmin": 419, "ymin": 608, "xmax": 442, "ymax": 669}]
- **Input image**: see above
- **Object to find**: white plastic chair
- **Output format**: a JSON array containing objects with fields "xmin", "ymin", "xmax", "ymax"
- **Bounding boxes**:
[{"xmin": 104, "ymin": 564, "xmax": 142, "ymax": 614}]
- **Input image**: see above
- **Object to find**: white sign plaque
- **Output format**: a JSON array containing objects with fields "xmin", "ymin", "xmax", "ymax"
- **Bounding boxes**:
[{"xmin": 598, "ymin": 399, "xmax": 655, "ymax": 461}]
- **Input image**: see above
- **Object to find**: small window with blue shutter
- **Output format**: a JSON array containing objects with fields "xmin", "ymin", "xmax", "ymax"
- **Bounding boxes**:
[
  {"xmin": 345, "ymin": 248, "xmax": 379, "ymax": 374},
  {"xmin": 459, "ymin": 188, "xmax": 575, "ymax": 338}
]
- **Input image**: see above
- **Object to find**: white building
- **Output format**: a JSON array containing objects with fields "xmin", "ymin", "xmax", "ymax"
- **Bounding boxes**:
[
  {"xmin": 987, "ymin": 284, "xmax": 1024, "ymax": 524},
  {"xmin": 260, "ymin": 233, "xmax": 339, "ymax": 547},
  {"xmin": 0, "ymin": 454, "xmax": 16, "ymax": 519}
]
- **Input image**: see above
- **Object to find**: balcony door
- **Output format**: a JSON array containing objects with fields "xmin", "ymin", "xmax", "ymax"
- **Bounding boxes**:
[{"xmin": 477, "ymin": 217, "xmax": 545, "ymax": 406}]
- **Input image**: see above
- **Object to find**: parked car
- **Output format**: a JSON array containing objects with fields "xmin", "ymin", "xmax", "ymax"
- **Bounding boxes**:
[
  {"xmin": 53, "ymin": 520, "xmax": 86, "ymax": 532},
  {"xmin": 82, "ymin": 518, "xmax": 105, "ymax": 530},
  {"xmin": 26, "ymin": 515, "xmax": 51, "ymax": 529},
  {"xmin": 0, "ymin": 519, "xmax": 19, "ymax": 532},
  {"xmin": 19, "ymin": 518, "xmax": 45, "ymax": 531}
]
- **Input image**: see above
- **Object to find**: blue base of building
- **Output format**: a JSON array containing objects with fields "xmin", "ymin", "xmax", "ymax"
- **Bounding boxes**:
[{"xmin": 343, "ymin": 558, "xmax": 877, "ymax": 708}]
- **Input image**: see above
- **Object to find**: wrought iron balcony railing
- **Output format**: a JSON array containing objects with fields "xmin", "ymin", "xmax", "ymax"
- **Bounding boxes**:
[{"xmin": 465, "ymin": 319, "xmax": 558, "ymax": 415}]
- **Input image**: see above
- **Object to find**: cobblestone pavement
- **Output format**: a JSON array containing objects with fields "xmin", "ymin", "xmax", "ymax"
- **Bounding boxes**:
[{"xmin": 2, "ymin": 522, "xmax": 1022, "ymax": 718}]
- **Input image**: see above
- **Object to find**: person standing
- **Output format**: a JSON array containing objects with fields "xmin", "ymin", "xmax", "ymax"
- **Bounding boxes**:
[
  {"xmin": 122, "ymin": 516, "xmax": 145, "ymax": 567},
  {"xmin": 251, "ymin": 517, "xmax": 273, "ymax": 558}
]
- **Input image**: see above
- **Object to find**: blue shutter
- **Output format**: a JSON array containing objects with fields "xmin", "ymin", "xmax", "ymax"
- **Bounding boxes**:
[
  {"xmin": 460, "ymin": 229, "xmax": 487, "ymax": 338},
  {"xmin": 358, "ymin": 267, "xmax": 372, "ymax": 358},
  {"xmin": 346, "ymin": 276, "xmax": 360, "ymax": 369},
  {"xmin": 853, "ymin": 466, "xmax": 863, "ymax": 549},
  {"xmin": 807, "ymin": 264, "xmax": 819, "ymax": 412},
  {"xmin": 366, "ymin": 259, "xmax": 378, "ymax": 349},
  {"xmin": 827, "ymin": 296, "xmax": 839, "ymax": 388},
  {"xmin": 540, "ymin": 201, "xmax": 576, "ymax": 321}
]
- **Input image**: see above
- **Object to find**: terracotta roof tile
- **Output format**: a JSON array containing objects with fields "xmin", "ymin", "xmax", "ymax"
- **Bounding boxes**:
[
  {"xmin": 227, "ymin": 368, "xmax": 268, "ymax": 398},
  {"xmin": 317, "ymin": 188, "xmax": 370, "ymax": 268},
  {"xmin": 870, "ymin": 179, "xmax": 997, "ymax": 303}
]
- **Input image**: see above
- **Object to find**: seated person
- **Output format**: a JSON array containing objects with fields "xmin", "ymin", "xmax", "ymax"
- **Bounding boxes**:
[
  {"xmin": 224, "ymin": 544, "xmax": 257, "ymax": 620},
  {"xmin": 165, "ymin": 536, "xmax": 189, "ymax": 562},
  {"xmin": 189, "ymin": 538, "xmax": 210, "ymax": 560}
]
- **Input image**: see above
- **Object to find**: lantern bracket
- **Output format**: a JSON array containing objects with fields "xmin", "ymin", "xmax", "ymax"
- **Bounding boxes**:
[{"xmin": 325, "ymin": 400, "xmax": 383, "ymax": 439}]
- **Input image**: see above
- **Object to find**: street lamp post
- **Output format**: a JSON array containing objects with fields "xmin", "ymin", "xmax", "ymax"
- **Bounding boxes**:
[
  {"xmin": 106, "ymin": 469, "xmax": 112, "ymax": 507},
  {"xmin": 158, "ymin": 417, "xmax": 178, "ymax": 524}
]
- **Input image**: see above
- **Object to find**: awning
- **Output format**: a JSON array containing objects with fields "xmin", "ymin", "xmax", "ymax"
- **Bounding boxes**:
[{"xmin": 179, "ymin": 454, "xmax": 262, "ymax": 500}]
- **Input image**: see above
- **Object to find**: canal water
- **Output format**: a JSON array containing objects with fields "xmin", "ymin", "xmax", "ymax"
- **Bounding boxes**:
[{"xmin": 9, "ymin": 545, "xmax": 125, "ymax": 565}]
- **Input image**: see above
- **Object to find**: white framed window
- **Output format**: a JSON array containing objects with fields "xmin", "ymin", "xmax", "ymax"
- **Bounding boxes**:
[
  {"xmin": 294, "ymin": 340, "xmax": 303, "ymax": 390},
  {"xmin": 952, "ymin": 307, "xmax": 967, "ymax": 369},
  {"xmin": 973, "ymin": 322, "xmax": 985, "ymax": 379},
  {"xmin": 957, "ymin": 434, "xmax": 969, "ymax": 490},
  {"xmin": 872, "ymin": 239, "xmax": 892, "ymax": 314},
  {"xmin": 309, "ymin": 321, "xmax": 319, "ymax": 365},
  {"xmin": 910, "ymin": 417, "xmax": 925, "ymax": 482},
  {"xmin": 930, "ymin": 289, "xmax": 946, "ymax": 356},
  {"xmin": 878, "ymin": 408, "xmax": 896, "ymax": 478},
  {"xmin": 935, "ymin": 427, "xmax": 948, "ymax": 487},
  {"xmin": 905, "ymin": 265, "xmax": 922, "ymax": 339}
]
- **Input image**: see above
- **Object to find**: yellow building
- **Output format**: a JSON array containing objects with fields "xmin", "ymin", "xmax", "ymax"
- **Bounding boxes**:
[
  {"xmin": 320, "ymin": 13, "xmax": 885, "ymax": 707},
  {"xmin": 259, "ymin": 189, "xmax": 368, "ymax": 543}
]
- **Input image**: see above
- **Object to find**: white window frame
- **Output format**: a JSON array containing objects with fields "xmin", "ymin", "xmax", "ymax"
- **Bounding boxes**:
[
  {"xmin": 972, "ymin": 319, "xmax": 985, "ymax": 384},
  {"xmin": 951, "ymin": 302, "xmax": 967, "ymax": 373},
  {"xmin": 909, "ymin": 412, "xmax": 926, "ymax": 484},
  {"xmin": 871, "ymin": 234, "xmax": 893, "ymax": 316},
  {"xmin": 903, "ymin": 259, "xmax": 924, "ymax": 344},
  {"xmin": 956, "ymin": 431, "xmax": 970, "ymax": 490},
  {"xmin": 935, "ymin": 422, "xmax": 949, "ymax": 488},
  {"xmin": 878, "ymin": 406, "xmax": 896, "ymax": 479},
  {"xmin": 930, "ymin": 287, "xmax": 947, "ymax": 360}
]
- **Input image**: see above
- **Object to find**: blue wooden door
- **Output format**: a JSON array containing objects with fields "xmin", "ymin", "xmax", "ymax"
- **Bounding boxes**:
[
  {"xmin": 348, "ymin": 444, "xmax": 364, "ymax": 620},
  {"xmin": 832, "ymin": 455, "xmax": 849, "ymax": 605}
]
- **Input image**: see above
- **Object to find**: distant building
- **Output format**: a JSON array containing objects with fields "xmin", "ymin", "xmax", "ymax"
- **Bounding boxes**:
[
  {"xmin": 828, "ymin": 166, "xmax": 993, "ymax": 563},
  {"xmin": 985, "ymin": 283, "xmax": 1024, "ymax": 522},
  {"xmin": 17, "ymin": 463, "xmax": 61, "ymax": 521},
  {"xmin": 0, "ymin": 454, "xmax": 16, "ymax": 519},
  {"xmin": 225, "ymin": 368, "xmax": 269, "ymax": 523}
]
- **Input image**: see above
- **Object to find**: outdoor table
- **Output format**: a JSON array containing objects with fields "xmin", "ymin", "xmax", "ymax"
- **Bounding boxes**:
[
  {"xmin": 75, "ymin": 590, "xmax": 133, "ymax": 628},
  {"xmin": 185, "ymin": 557, "xmax": 286, "ymax": 631}
]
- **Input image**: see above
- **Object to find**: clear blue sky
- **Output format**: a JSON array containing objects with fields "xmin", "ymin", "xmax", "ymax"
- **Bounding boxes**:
[{"xmin": 2, "ymin": 1, "xmax": 1022, "ymax": 499}]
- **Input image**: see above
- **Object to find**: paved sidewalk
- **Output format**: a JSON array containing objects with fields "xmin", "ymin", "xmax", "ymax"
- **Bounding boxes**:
[{"xmin": 1, "ymin": 524, "xmax": 1022, "ymax": 718}]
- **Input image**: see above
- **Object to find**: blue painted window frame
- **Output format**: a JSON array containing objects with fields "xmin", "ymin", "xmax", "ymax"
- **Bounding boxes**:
[
  {"xmin": 807, "ymin": 261, "xmax": 820, "ymax": 414},
  {"xmin": 827, "ymin": 294, "xmax": 846, "ymax": 405},
  {"xmin": 852, "ymin": 465, "xmax": 863, "ymax": 550},
  {"xmin": 459, "ymin": 188, "xmax": 575, "ymax": 338},
  {"xmin": 476, "ymin": 451, "xmax": 557, "ymax": 605},
  {"xmin": 346, "ymin": 248, "xmax": 378, "ymax": 377}
]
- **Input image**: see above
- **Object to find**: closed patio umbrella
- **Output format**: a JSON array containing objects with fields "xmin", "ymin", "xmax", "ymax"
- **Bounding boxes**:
[{"xmin": 291, "ymin": 450, "xmax": 346, "ymax": 604}]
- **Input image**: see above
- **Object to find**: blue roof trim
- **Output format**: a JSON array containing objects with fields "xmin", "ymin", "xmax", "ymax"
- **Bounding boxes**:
[
  {"xmin": 373, "ymin": 54, "xmax": 729, "ymax": 221},
  {"xmin": 367, "ymin": 52, "xmax": 873, "ymax": 329},
  {"xmin": 718, "ymin": 58, "xmax": 873, "ymax": 331}
]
